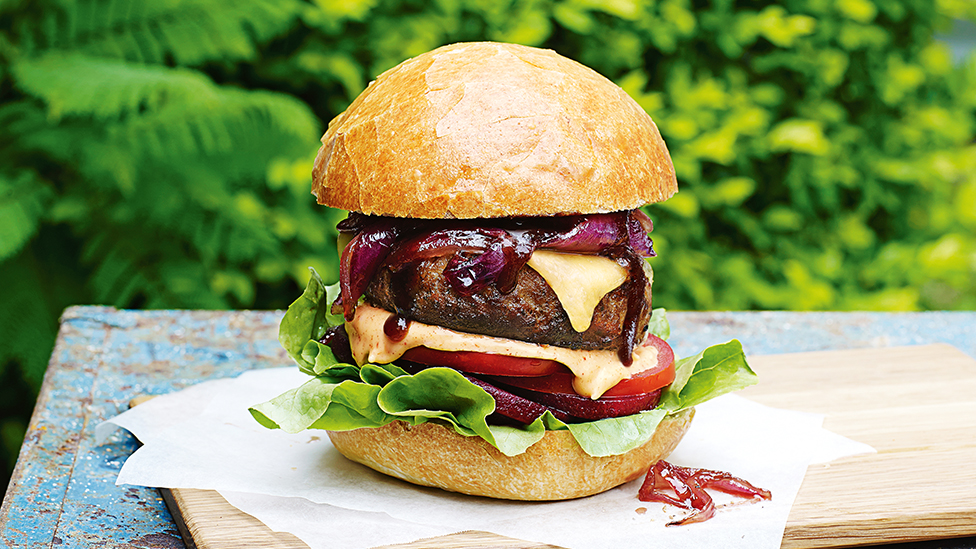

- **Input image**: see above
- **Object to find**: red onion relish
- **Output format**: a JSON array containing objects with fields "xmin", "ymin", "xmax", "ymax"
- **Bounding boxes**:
[
  {"xmin": 335, "ymin": 210, "xmax": 657, "ymax": 364},
  {"xmin": 638, "ymin": 461, "xmax": 772, "ymax": 526},
  {"xmin": 338, "ymin": 217, "xmax": 400, "ymax": 320}
]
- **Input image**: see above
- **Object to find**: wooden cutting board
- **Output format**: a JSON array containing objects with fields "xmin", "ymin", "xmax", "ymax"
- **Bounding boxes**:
[{"xmin": 160, "ymin": 344, "xmax": 976, "ymax": 549}]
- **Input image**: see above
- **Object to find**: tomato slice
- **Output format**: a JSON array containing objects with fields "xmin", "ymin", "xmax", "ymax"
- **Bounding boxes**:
[
  {"xmin": 481, "ymin": 335, "xmax": 675, "ymax": 397},
  {"xmin": 401, "ymin": 335, "xmax": 674, "ymax": 396},
  {"xmin": 400, "ymin": 347, "xmax": 567, "ymax": 377},
  {"xmin": 606, "ymin": 334, "xmax": 674, "ymax": 396}
]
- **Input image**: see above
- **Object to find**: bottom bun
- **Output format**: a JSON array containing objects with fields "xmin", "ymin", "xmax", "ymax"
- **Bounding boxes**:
[{"xmin": 327, "ymin": 408, "xmax": 694, "ymax": 501}]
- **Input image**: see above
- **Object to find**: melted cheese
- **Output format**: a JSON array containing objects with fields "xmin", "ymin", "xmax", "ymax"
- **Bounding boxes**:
[
  {"xmin": 526, "ymin": 250, "xmax": 628, "ymax": 332},
  {"xmin": 346, "ymin": 304, "xmax": 659, "ymax": 399}
]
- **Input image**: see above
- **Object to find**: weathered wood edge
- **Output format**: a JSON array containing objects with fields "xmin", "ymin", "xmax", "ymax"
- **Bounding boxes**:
[{"xmin": 161, "ymin": 489, "xmax": 200, "ymax": 549}]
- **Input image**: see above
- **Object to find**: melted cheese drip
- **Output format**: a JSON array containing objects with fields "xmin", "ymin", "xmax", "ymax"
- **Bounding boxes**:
[
  {"xmin": 526, "ymin": 250, "xmax": 627, "ymax": 332},
  {"xmin": 346, "ymin": 304, "xmax": 659, "ymax": 399}
]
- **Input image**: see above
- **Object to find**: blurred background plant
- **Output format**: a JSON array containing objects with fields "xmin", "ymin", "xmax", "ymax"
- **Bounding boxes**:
[{"xmin": 1, "ymin": 0, "xmax": 974, "ymax": 489}]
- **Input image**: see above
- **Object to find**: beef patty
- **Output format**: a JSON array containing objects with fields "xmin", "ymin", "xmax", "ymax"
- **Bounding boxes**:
[{"xmin": 364, "ymin": 255, "xmax": 652, "ymax": 350}]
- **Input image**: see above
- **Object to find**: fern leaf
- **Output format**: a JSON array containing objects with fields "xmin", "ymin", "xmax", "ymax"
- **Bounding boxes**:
[
  {"xmin": 0, "ymin": 253, "xmax": 58, "ymax": 389},
  {"xmin": 11, "ymin": 53, "xmax": 318, "ymax": 172},
  {"xmin": 5, "ymin": 0, "xmax": 303, "ymax": 65},
  {"xmin": 0, "ymin": 171, "xmax": 52, "ymax": 261},
  {"xmin": 88, "ymin": 245, "xmax": 137, "ymax": 304},
  {"xmin": 110, "ymin": 85, "xmax": 319, "ymax": 160},
  {"xmin": 12, "ymin": 53, "xmax": 218, "ymax": 120}
]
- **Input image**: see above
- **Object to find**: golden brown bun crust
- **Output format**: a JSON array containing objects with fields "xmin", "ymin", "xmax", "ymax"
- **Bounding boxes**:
[
  {"xmin": 313, "ymin": 42, "xmax": 677, "ymax": 219},
  {"xmin": 327, "ymin": 408, "xmax": 693, "ymax": 501}
]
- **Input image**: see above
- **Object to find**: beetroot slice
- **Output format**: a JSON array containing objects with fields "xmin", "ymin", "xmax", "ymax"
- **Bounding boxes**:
[
  {"xmin": 497, "ymin": 383, "xmax": 662, "ymax": 421},
  {"xmin": 396, "ymin": 361, "xmax": 577, "ymax": 424},
  {"xmin": 465, "ymin": 376, "xmax": 575, "ymax": 424}
]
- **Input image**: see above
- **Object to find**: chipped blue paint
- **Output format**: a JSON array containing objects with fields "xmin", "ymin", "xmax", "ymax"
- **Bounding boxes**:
[
  {"xmin": 668, "ymin": 311, "xmax": 976, "ymax": 361},
  {"xmin": 0, "ymin": 307, "xmax": 290, "ymax": 548},
  {"xmin": 1, "ymin": 307, "xmax": 975, "ymax": 548}
]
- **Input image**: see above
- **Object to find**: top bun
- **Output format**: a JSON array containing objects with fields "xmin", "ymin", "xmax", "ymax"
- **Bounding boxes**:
[{"xmin": 312, "ymin": 42, "xmax": 677, "ymax": 219}]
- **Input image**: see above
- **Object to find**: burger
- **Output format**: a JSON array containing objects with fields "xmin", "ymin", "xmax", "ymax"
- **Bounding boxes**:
[{"xmin": 251, "ymin": 42, "xmax": 756, "ymax": 501}]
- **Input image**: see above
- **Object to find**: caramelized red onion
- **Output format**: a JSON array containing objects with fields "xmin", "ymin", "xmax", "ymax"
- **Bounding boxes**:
[
  {"xmin": 334, "ymin": 210, "xmax": 657, "ymax": 362},
  {"xmin": 535, "ymin": 211, "xmax": 655, "ymax": 257},
  {"xmin": 628, "ymin": 209, "xmax": 656, "ymax": 256},
  {"xmin": 638, "ymin": 461, "xmax": 772, "ymax": 526},
  {"xmin": 338, "ymin": 218, "xmax": 400, "ymax": 320},
  {"xmin": 385, "ymin": 228, "xmax": 534, "ymax": 296}
]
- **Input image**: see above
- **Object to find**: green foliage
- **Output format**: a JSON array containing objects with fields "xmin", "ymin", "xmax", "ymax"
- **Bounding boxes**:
[
  {"xmin": 622, "ymin": 0, "xmax": 976, "ymax": 312},
  {"xmin": 1, "ymin": 0, "xmax": 974, "ymax": 484},
  {"xmin": 0, "ymin": 0, "xmax": 336, "ymax": 479}
]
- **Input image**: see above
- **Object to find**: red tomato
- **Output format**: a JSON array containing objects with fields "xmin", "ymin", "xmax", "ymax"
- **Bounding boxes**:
[
  {"xmin": 400, "ymin": 347, "xmax": 567, "ymax": 377},
  {"xmin": 606, "ymin": 334, "xmax": 674, "ymax": 396},
  {"xmin": 480, "ymin": 335, "xmax": 675, "ymax": 397}
]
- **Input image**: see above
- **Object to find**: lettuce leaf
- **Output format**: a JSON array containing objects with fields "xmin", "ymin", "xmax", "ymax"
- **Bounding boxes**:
[
  {"xmin": 489, "ymin": 418, "xmax": 548, "ymax": 456},
  {"xmin": 277, "ymin": 268, "xmax": 343, "ymax": 374},
  {"xmin": 646, "ymin": 307, "xmax": 670, "ymax": 340},
  {"xmin": 377, "ymin": 367, "xmax": 496, "ymax": 440},
  {"xmin": 251, "ymin": 270, "xmax": 758, "ymax": 457},
  {"xmin": 658, "ymin": 339, "xmax": 757, "ymax": 413},
  {"xmin": 566, "ymin": 409, "xmax": 669, "ymax": 457}
]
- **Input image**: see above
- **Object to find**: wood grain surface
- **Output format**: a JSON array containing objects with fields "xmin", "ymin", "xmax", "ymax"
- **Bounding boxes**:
[
  {"xmin": 162, "ymin": 344, "xmax": 976, "ymax": 549},
  {"xmin": 742, "ymin": 343, "xmax": 976, "ymax": 548}
]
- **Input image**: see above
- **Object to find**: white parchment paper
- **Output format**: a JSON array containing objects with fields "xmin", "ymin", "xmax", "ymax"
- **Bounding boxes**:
[{"xmin": 99, "ymin": 368, "xmax": 874, "ymax": 549}]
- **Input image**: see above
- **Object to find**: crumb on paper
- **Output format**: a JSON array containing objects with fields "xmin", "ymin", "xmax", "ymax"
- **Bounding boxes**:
[
  {"xmin": 716, "ymin": 495, "xmax": 768, "ymax": 511},
  {"xmin": 635, "ymin": 507, "xmax": 647, "ymax": 515}
]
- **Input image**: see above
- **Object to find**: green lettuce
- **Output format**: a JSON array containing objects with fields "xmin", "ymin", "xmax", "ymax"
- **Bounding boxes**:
[
  {"xmin": 250, "ymin": 270, "xmax": 757, "ymax": 457},
  {"xmin": 277, "ymin": 268, "xmax": 343, "ymax": 375}
]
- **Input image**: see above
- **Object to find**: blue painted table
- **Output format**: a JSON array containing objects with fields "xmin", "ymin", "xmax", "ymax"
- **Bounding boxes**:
[{"xmin": 2, "ymin": 306, "xmax": 975, "ymax": 548}]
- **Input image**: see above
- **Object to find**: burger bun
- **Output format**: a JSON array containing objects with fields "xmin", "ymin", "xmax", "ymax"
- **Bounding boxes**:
[{"xmin": 327, "ymin": 407, "xmax": 694, "ymax": 500}]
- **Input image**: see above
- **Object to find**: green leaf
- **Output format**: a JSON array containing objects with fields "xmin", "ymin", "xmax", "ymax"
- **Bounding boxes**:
[
  {"xmin": 249, "ymin": 376, "xmax": 341, "ymax": 433},
  {"xmin": 712, "ymin": 177, "xmax": 757, "ymax": 206},
  {"xmin": 0, "ymin": 252, "xmax": 60, "ymax": 390},
  {"xmin": 768, "ymin": 119, "xmax": 830, "ymax": 155},
  {"xmin": 567, "ymin": 409, "xmax": 668, "ymax": 457},
  {"xmin": 646, "ymin": 308, "xmax": 671, "ymax": 340},
  {"xmin": 251, "ymin": 327, "xmax": 757, "ymax": 457},
  {"xmin": 329, "ymin": 381, "xmax": 396, "ymax": 426},
  {"xmin": 378, "ymin": 368, "xmax": 496, "ymax": 441},
  {"xmin": 488, "ymin": 417, "xmax": 547, "ymax": 457},
  {"xmin": 755, "ymin": 5, "xmax": 816, "ymax": 47},
  {"xmin": 12, "ymin": 53, "xmax": 218, "ymax": 121},
  {"xmin": 302, "ymin": 340, "xmax": 339, "ymax": 375},
  {"xmin": 359, "ymin": 363, "xmax": 402, "ymax": 386},
  {"xmin": 659, "ymin": 340, "xmax": 757, "ymax": 412},
  {"xmin": 250, "ymin": 377, "xmax": 396, "ymax": 433},
  {"xmin": 0, "ymin": 172, "xmax": 51, "ymax": 261},
  {"xmin": 307, "ymin": 400, "xmax": 385, "ymax": 431},
  {"xmin": 552, "ymin": 4, "xmax": 594, "ymax": 34},
  {"xmin": 278, "ymin": 271, "xmax": 341, "ymax": 372},
  {"xmin": 15, "ymin": 0, "xmax": 304, "ymax": 64}
]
